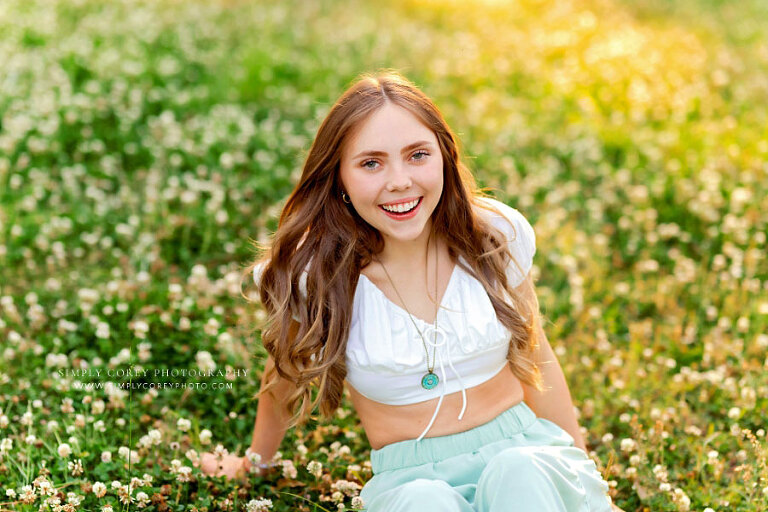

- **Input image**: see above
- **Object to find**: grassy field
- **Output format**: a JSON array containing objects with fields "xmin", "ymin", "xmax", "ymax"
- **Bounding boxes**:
[{"xmin": 0, "ymin": 0, "xmax": 767, "ymax": 510}]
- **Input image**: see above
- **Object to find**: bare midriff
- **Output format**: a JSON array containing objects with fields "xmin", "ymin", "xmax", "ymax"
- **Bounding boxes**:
[{"xmin": 346, "ymin": 364, "xmax": 526, "ymax": 450}]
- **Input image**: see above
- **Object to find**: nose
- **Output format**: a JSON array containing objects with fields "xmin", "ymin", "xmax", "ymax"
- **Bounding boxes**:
[{"xmin": 386, "ymin": 162, "xmax": 412, "ymax": 191}]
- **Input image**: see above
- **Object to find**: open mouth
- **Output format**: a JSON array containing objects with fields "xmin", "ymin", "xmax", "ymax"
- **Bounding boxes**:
[{"xmin": 378, "ymin": 197, "xmax": 422, "ymax": 216}]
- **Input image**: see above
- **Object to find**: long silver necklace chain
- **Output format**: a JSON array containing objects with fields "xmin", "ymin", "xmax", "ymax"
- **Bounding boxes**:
[{"xmin": 375, "ymin": 234, "xmax": 440, "ymax": 390}]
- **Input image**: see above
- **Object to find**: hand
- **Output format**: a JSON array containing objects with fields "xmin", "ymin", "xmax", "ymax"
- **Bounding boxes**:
[
  {"xmin": 200, "ymin": 451, "xmax": 249, "ymax": 482},
  {"xmin": 611, "ymin": 504, "xmax": 625, "ymax": 512}
]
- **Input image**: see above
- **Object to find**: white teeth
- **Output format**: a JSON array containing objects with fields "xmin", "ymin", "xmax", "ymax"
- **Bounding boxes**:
[{"xmin": 381, "ymin": 198, "xmax": 419, "ymax": 213}]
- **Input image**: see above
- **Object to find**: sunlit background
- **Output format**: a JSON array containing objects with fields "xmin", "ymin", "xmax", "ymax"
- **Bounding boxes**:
[{"xmin": 1, "ymin": 0, "xmax": 767, "ymax": 510}]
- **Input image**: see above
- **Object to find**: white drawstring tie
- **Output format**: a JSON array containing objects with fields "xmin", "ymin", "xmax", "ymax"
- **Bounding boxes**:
[{"xmin": 416, "ymin": 323, "xmax": 467, "ymax": 442}]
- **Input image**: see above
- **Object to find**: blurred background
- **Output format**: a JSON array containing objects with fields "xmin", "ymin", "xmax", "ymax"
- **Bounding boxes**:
[{"xmin": 1, "ymin": 0, "xmax": 767, "ymax": 510}]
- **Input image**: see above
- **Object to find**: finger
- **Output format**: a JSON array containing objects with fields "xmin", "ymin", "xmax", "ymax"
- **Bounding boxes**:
[{"xmin": 200, "ymin": 455, "xmax": 215, "ymax": 473}]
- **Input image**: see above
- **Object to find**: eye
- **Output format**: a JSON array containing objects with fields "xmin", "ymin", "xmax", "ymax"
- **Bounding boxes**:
[
  {"xmin": 361, "ymin": 159, "xmax": 378, "ymax": 170},
  {"xmin": 411, "ymin": 150, "xmax": 430, "ymax": 161}
]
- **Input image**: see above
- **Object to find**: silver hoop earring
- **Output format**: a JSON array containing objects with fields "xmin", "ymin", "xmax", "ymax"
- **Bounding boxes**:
[{"xmin": 341, "ymin": 191, "xmax": 351, "ymax": 204}]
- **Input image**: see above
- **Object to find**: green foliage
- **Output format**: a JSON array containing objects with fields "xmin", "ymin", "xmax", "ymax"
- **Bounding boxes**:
[{"xmin": 0, "ymin": 0, "xmax": 767, "ymax": 510}]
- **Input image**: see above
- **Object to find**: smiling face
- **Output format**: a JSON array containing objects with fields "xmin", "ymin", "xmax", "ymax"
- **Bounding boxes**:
[{"xmin": 339, "ymin": 103, "xmax": 444, "ymax": 246}]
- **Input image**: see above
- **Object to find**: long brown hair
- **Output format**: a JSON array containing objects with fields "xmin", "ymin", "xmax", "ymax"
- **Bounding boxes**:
[{"xmin": 245, "ymin": 69, "xmax": 544, "ymax": 427}]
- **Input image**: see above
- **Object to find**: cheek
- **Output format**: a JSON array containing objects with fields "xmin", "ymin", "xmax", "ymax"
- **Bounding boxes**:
[
  {"xmin": 347, "ymin": 177, "xmax": 380, "ymax": 204},
  {"xmin": 426, "ymin": 160, "xmax": 444, "ymax": 189}
]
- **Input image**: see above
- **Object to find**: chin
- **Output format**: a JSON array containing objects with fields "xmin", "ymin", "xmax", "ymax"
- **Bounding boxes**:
[{"xmin": 383, "ymin": 223, "xmax": 429, "ymax": 241}]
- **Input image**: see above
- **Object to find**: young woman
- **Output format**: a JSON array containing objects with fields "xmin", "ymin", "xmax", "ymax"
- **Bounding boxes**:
[{"xmin": 201, "ymin": 70, "xmax": 617, "ymax": 511}]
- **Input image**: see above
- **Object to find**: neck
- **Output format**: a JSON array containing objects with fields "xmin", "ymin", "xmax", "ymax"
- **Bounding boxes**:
[{"xmin": 377, "ymin": 220, "xmax": 434, "ymax": 270}]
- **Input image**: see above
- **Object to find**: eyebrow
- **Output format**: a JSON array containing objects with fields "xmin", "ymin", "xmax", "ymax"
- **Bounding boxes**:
[{"xmin": 351, "ymin": 140, "xmax": 434, "ymax": 160}]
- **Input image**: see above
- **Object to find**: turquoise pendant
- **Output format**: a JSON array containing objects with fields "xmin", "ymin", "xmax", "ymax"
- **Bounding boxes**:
[{"xmin": 421, "ymin": 372, "xmax": 439, "ymax": 390}]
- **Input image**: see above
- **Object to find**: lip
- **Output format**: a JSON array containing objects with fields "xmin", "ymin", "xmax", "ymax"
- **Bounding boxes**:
[{"xmin": 379, "ymin": 196, "xmax": 422, "ymax": 207}]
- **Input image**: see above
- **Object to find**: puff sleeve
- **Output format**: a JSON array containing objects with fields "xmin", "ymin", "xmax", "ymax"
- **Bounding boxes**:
[
  {"xmin": 479, "ymin": 198, "xmax": 536, "ymax": 288},
  {"xmin": 253, "ymin": 261, "xmax": 307, "ymax": 322}
]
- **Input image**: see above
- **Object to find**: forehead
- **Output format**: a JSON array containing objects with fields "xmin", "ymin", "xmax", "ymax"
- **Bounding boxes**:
[{"xmin": 344, "ymin": 104, "xmax": 436, "ymax": 154}]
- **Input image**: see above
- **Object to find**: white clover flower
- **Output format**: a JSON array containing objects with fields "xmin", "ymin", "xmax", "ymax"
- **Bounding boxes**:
[
  {"xmin": 185, "ymin": 449, "xmax": 199, "ymax": 463},
  {"xmin": 333, "ymin": 479, "xmax": 362, "ymax": 496},
  {"xmin": 176, "ymin": 466, "xmax": 193, "ymax": 483},
  {"xmin": 20, "ymin": 411, "xmax": 33, "ymax": 426},
  {"xmin": 351, "ymin": 496, "xmax": 364, "ymax": 509},
  {"xmin": 132, "ymin": 320, "xmax": 150, "ymax": 339},
  {"xmin": 191, "ymin": 264, "xmax": 208, "ymax": 278},
  {"xmin": 138, "ymin": 435, "xmax": 152, "ymax": 448},
  {"xmin": 196, "ymin": 350, "xmax": 216, "ymax": 372},
  {"xmin": 57, "ymin": 443, "xmax": 72, "ymax": 458},
  {"xmin": 213, "ymin": 444, "xmax": 229, "ymax": 459},
  {"xmin": 168, "ymin": 283, "xmax": 183, "ymax": 300},
  {"xmin": 135, "ymin": 491, "xmax": 150, "ymax": 508},
  {"xmin": 60, "ymin": 397, "xmax": 75, "ymax": 414},
  {"xmin": 244, "ymin": 448, "xmax": 262, "ymax": 469},
  {"xmin": 32, "ymin": 475, "xmax": 54, "ymax": 496},
  {"xmin": 101, "ymin": 451, "xmax": 112, "ymax": 463},
  {"xmin": 113, "ymin": 446, "xmax": 136, "ymax": 465},
  {"xmin": 281, "ymin": 460, "xmax": 297, "ymax": 479},
  {"xmin": 203, "ymin": 318, "xmax": 220, "ymax": 336},
  {"xmin": 177, "ymin": 418, "xmax": 191, "ymax": 432},
  {"xmin": 67, "ymin": 491, "xmax": 83, "ymax": 505},
  {"xmin": 620, "ymin": 438, "xmax": 636, "ymax": 452},
  {"xmin": 96, "ymin": 322, "xmax": 110, "ymax": 339},
  {"xmin": 92, "ymin": 482, "xmax": 107, "ymax": 498},
  {"xmin": 18, "ymin": 484, "xmax": 35, "ymax": 504},
  {"xmin": 306, "ymin": 460, "xmax": 322, "ymax": 478},
  {"xmin": 672, "ymin": 488, "xmax": 690, "ymax": 511},
  {"xmin": 148, "ymin": 429, "xmax": 162, "ymax": 444},
  {"xmin": 199, "ymin": 429, "xmax": 212, "ymax": 445},
  {"xmin": 245, "ymin": 498, "xmax": 273, "ymax": 512},
  {"xmin": 78, "ymin": 288, "xmax": 100, "ymax": 305},
  {"xmin": 68, "ymin": 458, "xmax": 84, "ymax": 476},
  {"xmin": 0, "ymin": 437, "xmax": 13, "ymax": 455}
]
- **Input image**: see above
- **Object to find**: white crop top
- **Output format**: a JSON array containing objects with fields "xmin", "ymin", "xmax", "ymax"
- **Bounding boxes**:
[{"xmin": 253, "ymin": 197, "xmax": 536, "ymax": 441}]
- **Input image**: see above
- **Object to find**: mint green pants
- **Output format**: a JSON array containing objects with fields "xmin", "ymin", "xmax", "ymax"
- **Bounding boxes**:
[{"xmin": 361, "ymin": 401, "xmax": 613, "ymax": 512}]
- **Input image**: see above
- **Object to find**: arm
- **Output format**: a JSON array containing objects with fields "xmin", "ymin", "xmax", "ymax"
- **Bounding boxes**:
[
  {"xmin": 516, "ymin": 273, "xmax": 588, "ymax": 453},
  {"xmin": 517, "ymin": 275, "xmax": 627, "ymax": 512},
  {"xmin": 243, "ymin": 353, "xmax": 294, "ymax": 471},
  {"xmin": 201, "ymin": 320, "xmax": 299, "ymax": 480}
]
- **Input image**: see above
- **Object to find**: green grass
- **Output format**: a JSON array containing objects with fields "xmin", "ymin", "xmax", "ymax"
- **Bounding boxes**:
[{"xmin": 0, "ymin": 0, "xmax": 766, "ymax": 510}]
